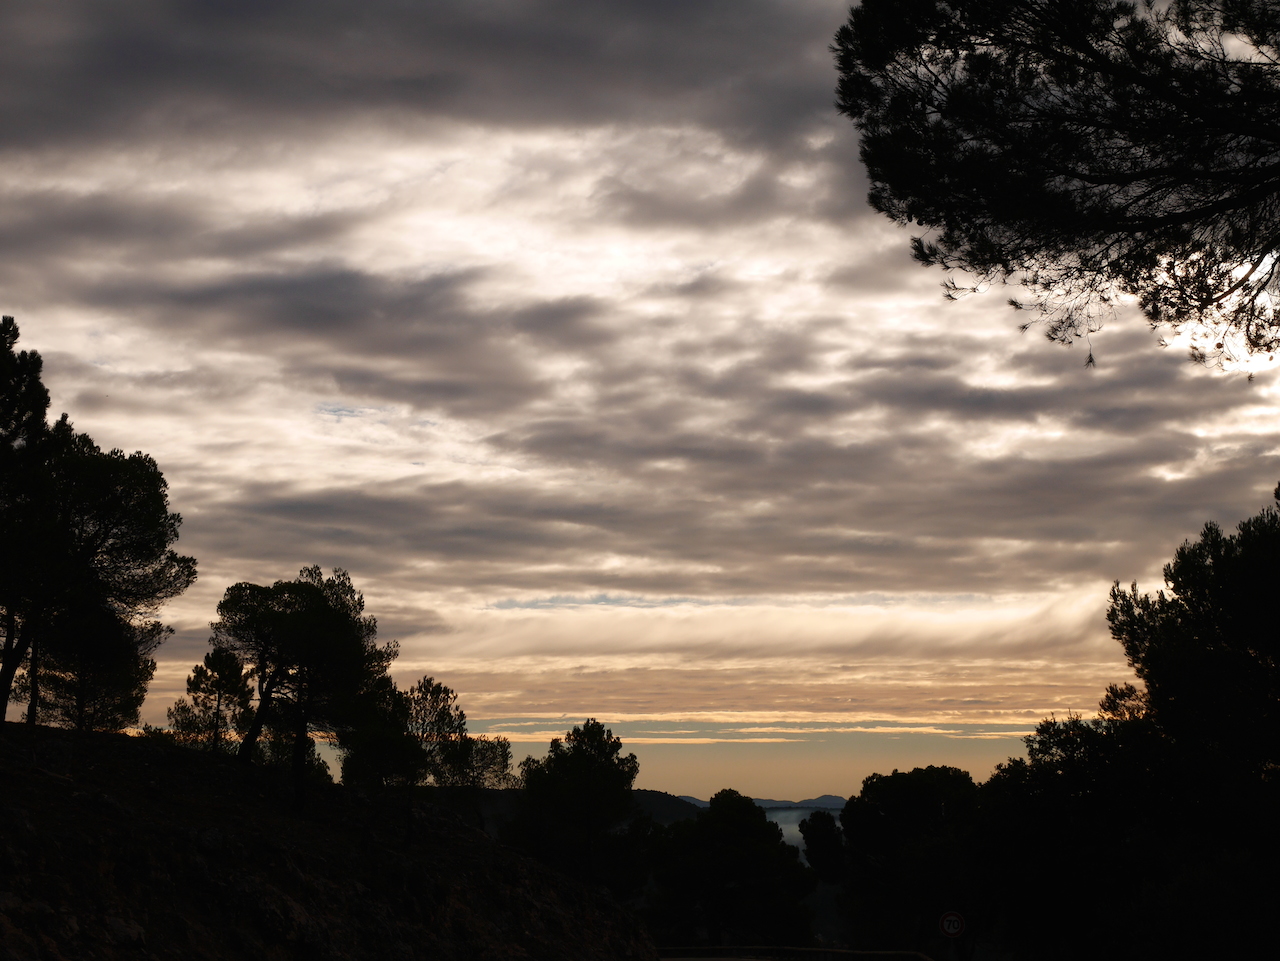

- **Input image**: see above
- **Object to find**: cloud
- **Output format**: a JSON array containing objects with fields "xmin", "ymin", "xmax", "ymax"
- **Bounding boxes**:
[
  {"xmin": 0, "ymin": 2, "xmax": 848, "ymax": 151},
  {"xmin": 6, "ymin": 1, "xmax": 1280, "ymax": 795}
]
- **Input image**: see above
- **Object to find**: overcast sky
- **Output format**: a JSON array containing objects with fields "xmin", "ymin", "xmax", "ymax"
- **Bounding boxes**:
[{"xmin": 5, "ymin": 0, "xmax": 1278, "ymax": 798}]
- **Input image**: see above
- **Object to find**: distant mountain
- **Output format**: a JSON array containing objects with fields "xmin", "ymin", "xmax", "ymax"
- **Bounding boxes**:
[
  {"xmin": 632, "ymin": 790, "xmax": 703, "ymax": 825},
  {"xmin": 754, "ymin": 795, "xmax": 847, "ymax": 809},
  {"xmin": 677, "ymin": 794, "xmax": 847, "ymax": 810}
]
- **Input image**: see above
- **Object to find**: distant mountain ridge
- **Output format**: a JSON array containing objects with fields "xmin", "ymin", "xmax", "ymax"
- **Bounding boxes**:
[
  {"xmin": 631, "ymin": 790, "xmax": 702, "ymax": 825},
  {"xmin": 677, "ymin": 794, "xmax": 847, "ymax": 810}
]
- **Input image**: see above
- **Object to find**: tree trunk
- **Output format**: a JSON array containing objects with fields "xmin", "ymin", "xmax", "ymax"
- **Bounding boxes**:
[
  {"xmin": 25, "ymin": 631, "xmax": 39, "ymax": 726},
  {"xmin": 238, "ymin": 675, "xmax": 275, "ymax": 763},
  {"xmin": 0, "ymin": 610, "xmax": 28, "ymax": 721},
  {"xmin": 212, "ymin": 689, "xmax": 223, "ymax": 753},
  {"xmin": 75, "ymin": 669, "xmax": 88, "ymax": 733},
  {"xmin": 291, "ymin": 708, "xmax": 310, "ymax": 811}
]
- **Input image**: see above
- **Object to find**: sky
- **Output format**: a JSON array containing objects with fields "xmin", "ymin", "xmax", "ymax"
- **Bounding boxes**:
[{"xmin": 4, "ymin": 0, "xmax": 1279, "ymax": 800}]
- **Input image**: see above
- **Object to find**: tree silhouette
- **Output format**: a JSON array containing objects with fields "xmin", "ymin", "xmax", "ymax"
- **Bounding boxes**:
[
  {"xmin": 167, "ymin": 646, "xmax": 255, "ymax": 752},
  {"xmin": 1, "ymin": 319, "xmax": 196, "ymax": 719},
  {"xmin": 839, "ymin": 766, "xmax": 978, "ymax": 951},
  {"xmin": 798, "ymin": 808, "xmax": 844, "ymax": 883},
  {"xmin": 437, "ymin": 735, "xmax": 516, "ymax": 789},
  {"xmin": 340, "ymin": 675, "xmax": 515, "ymax": 791},
  {"xmin": 402, "ymin": 676, "xmax": 515, "ymax": 788},
  {"xmin": 1097, "ymin": 680, "xmax": 1151, "ymax": 722},
  {"xmin": 978, "ymin": 695, "xmax": 1206, "ymax": 959},
  {"xmin": 519, "ymin": 718, "xmax": 639, "ymax": 830},
  {"xmin": 1107, "ymin": 486, "xmax": 1280, "ymax": 770},
  {"xmin": 0, "ymin": 315, "xmax": 48, "ymax": 454},
  {"xmin": 507, "ymin": 719, "xmax": 640, "ymax": 888},
  {"xmin": 15, "ymin": 601, "xmax": 166, "ymax": 733},
  {"xmin": 210, "ymin": 567, "xmax": 396, "ymax": 793},
  {"xmin": 653, "ymin": 789, "xmax": 813, "ymax": 946},
  {"xmin": 405, "ymin": 676, "xmax": 466, "ymax": 776},
  {"xmin": 833, "ymin": 1, "xmax": 1280, "ymax": 361},
  {"xmin": 336, "ymin": 675, "xmax": 425, "ymax": 791},
  {"xmin": 976, "ymin": 494, "xmax": 1280, "ymax": 961}
]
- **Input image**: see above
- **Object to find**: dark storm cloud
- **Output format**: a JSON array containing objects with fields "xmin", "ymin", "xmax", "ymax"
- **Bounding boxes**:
[
  {"xmin": 0, "ymin": 0, "xmax": 875, "ymax": 397},
  {"xmin": 0, "ymin": 0, "xmax": 847, "ymax": 150},
  {"xmin": 80, "ymin": 266, "xmax": 563, "ymax": 417},
  {"xmin": 39, "ymin": 350, "xmax": 253, "ymax": 419},
  {"xmin": 0, "ymin": 1, "xmax": 873, "ymax": 249},
  {"xmin": 0, "ymin": 186, "xmax": 366, "ymax": 263},
  {"xmin": 484, "ymin": 318, "xmax": 1254, "ymax": 486},
  {"xmin": 826, "ymin": 244, "xmax": 934, "ymax": 294},
  {"xmin": 0, "ymin": 189, "xmax": 204, "ymax": 259},
  {"xmin": 593, "ymin": 125, "xmax": 874, "ymax": 231}
]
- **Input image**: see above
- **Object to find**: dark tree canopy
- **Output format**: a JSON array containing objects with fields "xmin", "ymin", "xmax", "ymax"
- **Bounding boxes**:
[
  {"xmin": 797, "ymin": 808, "xmax": 844, "ymax": 883},
  {"xmin": 506, "ymin": 719, "xmax": 641, "ymax": 887},
  {"xmin": 0, "ymin": 316, "xmax": 49, "ymax": 453},
  {"xmin": 969, "ymin": 493, "xmax": 1280, "ymax": 957},
  {"xmin": 1107, "ymin": 488, "xmax": 1280, "ymax": 769},
  {"xmin": 837, "ymin": 766, "xmax": 979, "ymax": 950},
  {"xmin": 519, "ymin": 717, "xmax": 640, "ymax": 831},
  {"xmin": 0, "ymin": 318, "xmax": 196, "ymax": 720},
  {"xmin": 167, "ymin": 646, "xmax": 255, "ymax": 752},
  {"xmin": 16, "ymin": 602, "xmax": 167, "ymax": 733},
  {"xmin": 841, "ymin": 765, "xmax": 978, "ymax": 861},
  {"xmin": 28, "ymin": 419, "xmax": 197, "ymax": 616},
  {"xmin": 340, "ymin": 674, "xmax": 516, "ymax": 790},
  {"xmin": 834, "ymin": 0, "xmax": 1280, "ymax": 361},
  {"xmin": 402, "ymin": 676, "xmax": 514, "ymax": 788},
  {"xmin": 210, "ymin": 567, "xmax": 396, "ymax": 782},
  {"xmin": 655, "ymin": 789, "xmax": 813, "ymax": 946},
  {"xmin": 404, "ymin": 675, "xmax": 467, "ymax": 771}
]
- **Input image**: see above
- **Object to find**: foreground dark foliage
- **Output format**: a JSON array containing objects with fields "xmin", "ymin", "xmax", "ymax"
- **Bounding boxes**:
[
  {"xmin": 646, "ymin": 789, "xmax": 813, "ymax": 947},
  {"xmin": 0, "ymin": 723, "xmax": 657, "ymax": 961}
]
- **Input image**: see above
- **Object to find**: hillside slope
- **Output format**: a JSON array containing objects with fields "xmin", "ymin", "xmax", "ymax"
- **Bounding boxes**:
[{"xmin": 0, "ymin": 724, "xmax": 657, "ymax": 961}]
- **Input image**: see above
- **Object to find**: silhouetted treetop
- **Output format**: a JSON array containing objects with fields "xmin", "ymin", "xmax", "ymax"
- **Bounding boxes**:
[
  {"xmin": 1, "ymin": 318, "xmax": 195, "ymax": 721},
  {"xmin": 1, "ymin": 316, "xmax": 49, "ymax": 452},
  {"xmin": 520, "ymin": 718, "xmax": 639, "ymax": 828},
  {"xmin": 655, "ymin": 789, "xmax": 813, "ymax": 946},
  {"xmin": 841, "ymin": 765, "xmax": 978, "ymax": 859},
  {"xmin": 406, "ymin": 676, "xmax": 467, "ymax": 751},
  {"xmin": 1107, "ymin": 486, "xmax": 1280, "ymax": 769},
  {"xmin": 168, "ymin": 646, "xmax": 255, "ymax": 752},
  {"xmin": 211, "ymin": 566, "xmax": 396, "ymax": 790},
  {"xmin": 834, "ymin": 1, "xmax": 1280, "ymax": 362},
  {"xmin": 797, "ymin": 807, "xmax": 844, "ymax": 883}
]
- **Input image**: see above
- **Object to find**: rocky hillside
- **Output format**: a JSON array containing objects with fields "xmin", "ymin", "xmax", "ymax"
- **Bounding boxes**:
[{"xmin": 0, "ymin": 723, "xmax": 658, "ymax": 961}]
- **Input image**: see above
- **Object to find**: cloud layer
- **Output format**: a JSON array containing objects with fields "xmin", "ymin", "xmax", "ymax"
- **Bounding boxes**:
[{"xmin": 5, "ymin": 1, "xmax": 1279, "ymax": 793}]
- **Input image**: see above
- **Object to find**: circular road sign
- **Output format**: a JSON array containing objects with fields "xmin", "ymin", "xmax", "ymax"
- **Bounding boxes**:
[{"xmin": 939, "ymin": 911, "xmax": 965, "ymax": 938}]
